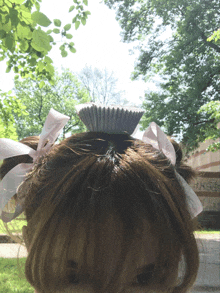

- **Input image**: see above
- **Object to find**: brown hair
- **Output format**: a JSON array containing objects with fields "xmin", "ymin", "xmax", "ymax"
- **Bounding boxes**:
[{"xmin": 0, "ymin": 132, "xmax": 200, "ymax": 293}]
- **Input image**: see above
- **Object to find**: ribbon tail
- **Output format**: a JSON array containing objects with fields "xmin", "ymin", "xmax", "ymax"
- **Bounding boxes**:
[
  {"xmin": 175, "ymin": 171, "xmax": 203, "ymax": 218},
  {"xmin": 0, "ymin": 163, "xmax": 33, "ymax": 222},
  {"xmin": 37, "ymin": 108, "xmax": 70, "ymax": 151},
  {"xmin": 142, "ymin": 123, "xmax": 176, "ymax": 165}
]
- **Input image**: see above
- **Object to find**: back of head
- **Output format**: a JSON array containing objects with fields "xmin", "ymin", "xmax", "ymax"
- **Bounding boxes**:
[{"xmin": 0, "ymin": 105, "xmax": 201, "ymax": 293}]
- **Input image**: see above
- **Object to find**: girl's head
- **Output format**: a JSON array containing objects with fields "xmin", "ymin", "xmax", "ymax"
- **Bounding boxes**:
[
  {"xmin": 0, "ymin": 105, "xmax": 202, "ymax": 293},
  {"xmin": 1, "ymin": 130, "xmax": 200, "ymax": 293}
]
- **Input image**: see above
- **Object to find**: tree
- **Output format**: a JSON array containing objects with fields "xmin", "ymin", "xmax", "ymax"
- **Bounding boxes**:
[
  {"xmin": 13, "ymin": 68, "xmax": 90, "ymax": 140},
  {"xmin": 0, "ymin": 89, "xmax": 27, "ymax": 140},
  {"xmin": 105, "ymin": 0, "xmax": 220, "ymax": 153},
  {"xmin": 0, "ymin": 0, "xmax": 91, "ymax": 83},
  {"xmin": 78, "ymin": 65, "xmax": 129, "ymax": 106},
  {"xmin": 197, "ymin": 101, "xmax": 220, "ymax": 152},
  {"xmin": 208, "ymin": 29, "xmax": 220, "ymax": 46}
]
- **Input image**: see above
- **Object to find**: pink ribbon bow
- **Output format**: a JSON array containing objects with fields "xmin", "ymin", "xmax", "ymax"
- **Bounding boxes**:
[
  {"xmin": 142, "ymin": 122, "xmax": 203, "ymax": 218},
  {"xmin": 0, "ymin": 108, "xmax": 70, "ymax": 223}
]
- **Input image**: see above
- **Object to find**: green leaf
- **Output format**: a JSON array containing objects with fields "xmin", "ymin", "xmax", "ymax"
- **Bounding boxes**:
[
  {"xmin": 64, "ymin": 24, "xmax": 71, "ymax": 31},
  {"xmin": 31, "ymin": 28, "xmax": 52, "ymax": 53},
  {"xmin": 75, "ymin": 21, "xmax": 80, "ymax": 30},
  {"xmin": 69, "ymin": 47, "xmax": 76, "ymax": 53},
  {"xmin": 83, "ymin": 0, "xmax": 88, "ymax": 5},
  {"xmin": 39, "ymin": 81, "xmax": 45, "ymax": 88},
  {"xmin": 13, "ymin": 0, "xmax": 25, "ymax": 3},
  {"xmin": 0, "ymin": 29, "xmax": 6, "ymax": 38},
  {"xmin": 31, "ymin": 11, "xmax": 52, "ymax": 27},
  {"xmin": 2, "ymin": 20, "xmax": 11, "ymax": 32},
  {"xmin": 9, "ymin": 8, "xmax": 19, "ymax": 27},
  {"xmin": 47, "ymin": 29, "xmax": 52, "ymax": 34},
  {"xmin": 44, "ymin": 56, "xmax": 53, "ymax": 64},
  {"xmin": 6, "ymin": 66, "xmax": 11, "ymax": 73},
  {"xmin": 69, "ymin": 5, "xmax": 75, "ymax": 12},
  {"xmin": 69, "ymin": 42, "xmax": 74, "ymax": 46},
  {"xmin": 0, "ymin": 5, "xmax": 9, "ymax": 13},
  {"xmin": 5, "ymin": 34, "xmax": 14, "ymax": 52},
  {"xmin": 13, "ymin": 66, "xmax": 19, "ymax": 73},
  {"xmin": 48, "ymin": 35, "xmax": 54, "ymax": 42},
  {"xmin": 61, "ymin": 50, "xmax": 68, "ymax": 57},
  {"xmin": 5, "ymin": 14, "xmax": 10, "ymax": 24},
  {"xmin": 66, "ymin": 33, "xmax": 73, "ymax": 39},
  {"xmin": 19, "ymin": 5, "xmax": 33, "ymax": 25},
  {"xmin": 20, "ymin": 39, "xmax": 29, "ymax": 51},
  {"xmin": 29, "ymin": 58, "xmax": 37, "ymax": 66},
  {"xmin": 54, "ymin": 19, "xmax": 61, "ymax": 27},
  {"xmin": 37, "ymin": 60, "xmax": 44, "ymax": 72},
  {"xmin": 17, "ymin": 23, "xmax": 32, "ymax": 39},
  {"xmin": 45, "ymin": 64, "xmax": 54, "ymax": 74},
  {"xmin": 81, "ymin": 18, "xmax": 86, "ymax": 25},
  {"xmin": 53, "ymin": 28, "xmax": 60, "ymax": 34},
  {"xmin": 35, "ymin": 2, "xmax": 40, "ymax": 11}
]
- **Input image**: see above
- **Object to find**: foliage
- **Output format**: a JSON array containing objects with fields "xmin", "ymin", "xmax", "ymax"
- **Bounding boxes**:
[
  {"xmin": 105, "ymin": 0, "xmax": 220, "ymax": 153},
  {"xmin": 78, "ymin": 65, "xmax": 128, "ymax": 106},
  {"xmin": 0, "ymin": 0, "xmax": 91, "ymax": 83},
  {"xmin": 207, "ymin": 29, "xmax": 220, "ymax": 46},
  {"xmin": 0, "ymin": 89, "xmax": 27, "ymax": 139},
  {"xmin": 13, "ymin": 68, "xmax": 90, "ymax": 140},
  {"xmin": 0, "ymin": 214, "xmax": 26, "ymax": 235},
  {"xmin": 0, "ymin": 258, "xmax": 34, "ymax": 292},
  {"xmin": 198, "ymin": 101, "xmax": 220, "ymax": 152}
]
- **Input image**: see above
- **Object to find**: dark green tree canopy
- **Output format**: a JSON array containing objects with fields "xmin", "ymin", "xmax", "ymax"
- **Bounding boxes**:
[
  {"xmin": 197, "ymin": 101, "xmax": 220, "ymax": 152},
  {"xmin": 105, "ymin": 0, "xmax": 220, "ymax": 153}
]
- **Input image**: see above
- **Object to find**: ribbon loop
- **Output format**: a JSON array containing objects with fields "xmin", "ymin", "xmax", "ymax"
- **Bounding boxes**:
[
  {"xmin": 0, "ymin": 139, "xmax": 33, "ymax": 161},
  {"xmin": 0, "ymin": 108, "xmax": 70, "ymax": 222}
]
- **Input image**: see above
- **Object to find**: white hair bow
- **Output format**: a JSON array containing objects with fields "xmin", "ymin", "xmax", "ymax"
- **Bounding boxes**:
[
  {"xmin": 142, "ymin": 122, "xmax": 203, "ymax": 218},
  {"xmin": 0, "ymin": 109, "xmax": 70, "ymax": 223}
]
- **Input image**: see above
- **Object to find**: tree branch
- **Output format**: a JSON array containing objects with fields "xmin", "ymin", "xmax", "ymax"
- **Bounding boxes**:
[
  {"xmin": 37, "ymin": 83, "xmax": 43, "ymax": 126},
  {"xmin": 192, "ymin": 119, "xmax": 215, "ymax": 126},
  {"xmin": 200, "ymin": 31, "xmax": 220, "ymax": 53},
  {"xmin": 65, "ymin": 123, "xmax": 78, "ymax": 133}
]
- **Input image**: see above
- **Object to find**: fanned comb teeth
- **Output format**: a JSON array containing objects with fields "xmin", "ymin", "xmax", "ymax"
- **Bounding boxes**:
[{"xmin": 75, "ymin": 103, "xmax": 145, "ymax": 135}]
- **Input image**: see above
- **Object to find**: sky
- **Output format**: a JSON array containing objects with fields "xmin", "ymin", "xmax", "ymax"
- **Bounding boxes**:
[
  {"xmin": 0, "ymin": 0, "xmax": 157, "ymax": 138},
  {"xmin": 0, "ymin": 0, "xmax": 151, "ymax": 104}
]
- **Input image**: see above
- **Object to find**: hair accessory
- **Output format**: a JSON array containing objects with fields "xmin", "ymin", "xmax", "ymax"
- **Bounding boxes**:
[
  {"xmin": 142, "ymin": 122, "xmax": 176, "ymax": 165},
  {"xmin": 75, "ymin": 103, "xmax": 145, "ymax": 136},
  {"xmin": 0, "ymin": 109, "xmax": 70, "ymax": 222},
  {"xmin": 142, "ymin": 122, "xmax": 203, "ymax": 218},
  {"xmin": 76, "ymin": 104, "xmax": 202, "ymax": 218}
]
